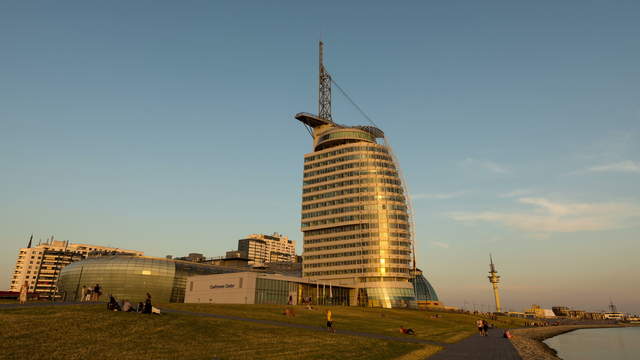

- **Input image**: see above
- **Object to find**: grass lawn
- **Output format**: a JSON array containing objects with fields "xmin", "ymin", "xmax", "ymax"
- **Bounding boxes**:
[
  {"xmin": 0, "ymin": 304, "xmax": 439, "ymax": 360},
  {"xmin": 162, "ymin": 303, "xmax": 529, "ymax": 344}
]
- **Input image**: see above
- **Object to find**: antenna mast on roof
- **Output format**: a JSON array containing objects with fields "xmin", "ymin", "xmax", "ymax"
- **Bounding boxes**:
[{"xmin": 318, "ymin": 41, "xmax": 332, "ymax": 121}]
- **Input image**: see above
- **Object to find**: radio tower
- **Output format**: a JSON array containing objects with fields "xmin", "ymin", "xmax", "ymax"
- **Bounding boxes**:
[
  {"xmin": 318, "ymin": 41, "xmax": 332, "ymax": 121},
  {"xmin": 488, "ymin": 254, "xmax": 502, "ymax": 313}
]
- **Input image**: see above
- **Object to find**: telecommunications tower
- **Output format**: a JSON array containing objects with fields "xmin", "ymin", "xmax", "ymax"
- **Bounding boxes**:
[{"xmin": 488, "ymin": 254, "xmax": 502, "ymax": 313}]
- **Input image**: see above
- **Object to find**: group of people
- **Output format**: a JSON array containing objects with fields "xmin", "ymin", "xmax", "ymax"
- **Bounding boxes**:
[
  {"xmin": 80, "ymin": 284, "xmax": 103, "ymax": 302},
  {"xmin": 476, "ymin": 319, "xmax": 491, "ymax": 336},
  {"xmin": 107, "ymin": 293, "xmax": 159, "ymax": 314}
]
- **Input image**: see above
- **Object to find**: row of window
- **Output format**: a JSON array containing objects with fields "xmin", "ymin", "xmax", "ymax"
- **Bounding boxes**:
[
  {"xmin": 302, "ymin": 213, "xmax": 410, "ymax": 228},
  {"xmin": 304, "ymin": 240, "xmax": 412, "ymax": 252},
  {"xmin": 304, "ymin": 249, "xmax": 411, "ymax": 260},
  {"xmin": 302, "ymin": 186, "xmax": 403, "ymax": 202},
  {"xmin": 303, "ymin": 223, "xmax": 410, "ymax": 236},
  {"xmin": 304, "ymin": 169, "xmax": 398, "ymax": 186},
  {"xmin": 304, "ymin": 267, "xmax": 410, "ymax": 277},
  {"xmin": 303, "ymin": 258, "xmax": 411, "ymax": 268},
  {"xmin": 305, "ymin": 231, "xmax": 410, "ymax": 244},
  {"xmin": 302, "ymin": 195, "xmax": 406, "ymax": 211},
  {"xmin": 303, "ymin": 177, "xmax": 402, "ymax": 194},
  {"xmin": 304, "ymin": 153, "xmax": 393, "ymax": 170},
  {"xmin": 304, "ymin": 161, "xmax": 396, "ymax": 178},
  {"xmin": 305, "ymin": 145, "xmax": 388, "ymax": 163},
  {"xmin": 317, "ymin": 130, "xmax": 376, "ymax": 144},
  {"xmin": 302, "ymin": 204, "xmax": 407, "ymax": 219}
]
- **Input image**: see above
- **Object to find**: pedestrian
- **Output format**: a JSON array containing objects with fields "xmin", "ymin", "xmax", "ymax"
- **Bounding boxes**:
[
  {"xmin": 482, "ymin": 319, "xmax": 489, "ymax": 336},
  {"xmin": 92, "ymin": 284, "xmax": 102, "ymax": 301},
  {"xmin": 326, "ymin": 309, "xmax": 335, "ymax": 333},
  {"xmin": 85, "ymin": 289, "xmax": 92, "ymax": 302},
  {"xmin": 476, "ymin": 319, "xmax": 484, "ymax": 336},
  {"xmin": 80, "ymin": 285, "xmax": 87, "ymax": 302},
  {"xmin": 19, "ymin": 281, "xmax": 29, "ymax": 304}
]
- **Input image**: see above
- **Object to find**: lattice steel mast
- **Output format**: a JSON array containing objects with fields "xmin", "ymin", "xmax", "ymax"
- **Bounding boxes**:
[{"xmin": 318, "ymin": 41, "xmax": 332, "ymax": 121}]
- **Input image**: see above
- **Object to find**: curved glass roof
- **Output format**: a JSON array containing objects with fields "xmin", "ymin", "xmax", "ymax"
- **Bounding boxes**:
[{"xmin": 410, "ymin": 272, "xmax": 439, "ymax": 302}]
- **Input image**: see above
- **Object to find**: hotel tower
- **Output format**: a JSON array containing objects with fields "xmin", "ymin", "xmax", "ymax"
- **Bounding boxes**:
[{"xmin": 296, "ymin": 42, "xmax": 417, "ymax": 308}]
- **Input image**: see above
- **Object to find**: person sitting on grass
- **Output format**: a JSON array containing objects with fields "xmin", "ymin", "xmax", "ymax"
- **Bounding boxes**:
[
  {"xmin": 143, "ymin": 293, "xmax": 153, "ymax": 314},
  {"xmin": 400, "ymin": 326, "xmax": 415, "ymax": 335},
  {"xmin": 107, "ymin": 295, "xmax": 121, "ymax": 311},
  {"xmin": 282, "ymin": 308, "xmax": 296, "ymax": 317}
]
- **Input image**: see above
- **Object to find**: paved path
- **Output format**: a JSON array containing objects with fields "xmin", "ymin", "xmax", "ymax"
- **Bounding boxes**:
[{"xmin": 429, "ymin": 329, "xmax": 522, "ymax": 360}]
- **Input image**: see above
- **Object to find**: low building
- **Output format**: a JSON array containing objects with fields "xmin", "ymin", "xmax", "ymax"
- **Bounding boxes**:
[
  {"xmin": 237, "ymin": 233, "xmax": 296, "ymax": 264},
  {"xmin": 552, "ymin": 306, "xmax": 570, "ymax": 317},
  {"xmin": 175, "ymin": 253, "xmax": 206, "ymax": 263},
  {"xmin": 569, "ymin": 310, "xmax": 586, "ymax": 319},
  {"xmin": 225, "ymin": 251, "xmax": 242, "ymax": 259},
  {"xmin": 524, "ymin": 304, "xmax": 546, "ymax": 318},
  {"xmin": 185, "ymin": 272, "xmax": 352, "ymax": 306},
  {"xmin": 57, "ymin": 255, "xmax": 244, "ymax": 303},
  {"xmin": 506, "ymin": 311, "xmax": 526, "ymax": 318},
  {"xmin": 10, "ymin": 237, "xmax": 143, "ymax": 299}
]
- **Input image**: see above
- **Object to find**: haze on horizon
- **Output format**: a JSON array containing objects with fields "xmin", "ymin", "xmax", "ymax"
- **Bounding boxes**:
[{"xmin": 1, "ymin": 1, "xmax": 638, "ymax": 313}]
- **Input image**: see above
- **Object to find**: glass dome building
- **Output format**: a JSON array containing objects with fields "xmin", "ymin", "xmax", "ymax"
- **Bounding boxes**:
[
  {"xmin": 410, "ymin": 269, "xmax": 441, "ymax": 308},
  {"xmin": 57, "ymin": 256, "xmax": 241, "ymax": 303}
]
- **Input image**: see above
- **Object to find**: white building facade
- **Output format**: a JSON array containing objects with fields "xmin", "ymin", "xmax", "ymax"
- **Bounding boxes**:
[
  {"xmin": 237, "ymin": 233, "xmax": 296, "ymax": 264},
  {"xmin": 9, "ymin": 238, "xmax": 143, "ymax": 298}
]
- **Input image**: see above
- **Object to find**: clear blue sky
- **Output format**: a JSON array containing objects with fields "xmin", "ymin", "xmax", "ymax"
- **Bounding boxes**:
[{"xmin": 1, "ymin": 1, "xmax": 639, "ymax": 313}]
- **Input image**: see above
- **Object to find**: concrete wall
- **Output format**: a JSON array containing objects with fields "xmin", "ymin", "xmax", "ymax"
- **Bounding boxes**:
[{"xmin": 185, "ymin": 272, "xmax": 257, "ymax": 304}]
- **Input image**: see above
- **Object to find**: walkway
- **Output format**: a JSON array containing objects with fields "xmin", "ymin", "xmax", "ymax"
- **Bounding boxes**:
[{"xmin": 429, "ymin": 329, "xmax": 521, "ymax": 360}]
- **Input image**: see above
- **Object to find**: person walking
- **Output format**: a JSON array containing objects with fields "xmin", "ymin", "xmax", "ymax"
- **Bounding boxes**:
[
  {"xmin": 80, "ymin": 285, "xmax": 87, "ymax": 302},
  {"xmin": 326, "ymin": 309, "xmax": 335, "ymax": 333},
  {"xmin": 93, "ymin": 284, "xmax": 102, "ymax": 302},
  {"xmin": 476, "ymin": 319, "xmax": 484, "ymax": 336},
  {"xmin": 482, "ymin": 319, "xmax": 489, "ymax": 336},
  {"xmin": 19, "ymin": 281, "xmax": 29, "ymax": 304}
]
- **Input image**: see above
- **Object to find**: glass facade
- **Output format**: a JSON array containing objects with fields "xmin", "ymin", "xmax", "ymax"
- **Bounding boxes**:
[
  {"xmin": 362, "ymin": 287, "xmax": 417, "ymax": 308},
  {"xmin": 410, "ymin": 272, "xmax": 439, "ymax": 302},
  {"xmin": 254, "ymin": 278, "xmax": 350, "ymax": 306},
  {"xmin": 57, "ymin": 256, "xmax": 240, "ymax": 303},
  {"xmin": 297, "ymin": 116, "xmax": 417, "ymax": 308}
]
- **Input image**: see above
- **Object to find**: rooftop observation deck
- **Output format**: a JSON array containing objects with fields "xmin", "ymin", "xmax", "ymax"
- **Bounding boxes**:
[
  {"xmin": 295, "ymin": 112, "xmax": 334, "ymax": 128},
  {"xmin": 295, "ymin": 112, "xmax": 385, "ymax": 138}
]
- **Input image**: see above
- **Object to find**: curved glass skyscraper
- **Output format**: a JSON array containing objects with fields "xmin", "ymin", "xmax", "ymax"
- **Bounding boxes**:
[{"xmin": 296, "ymin": 42, "xmax": 417, "ymax": 308}]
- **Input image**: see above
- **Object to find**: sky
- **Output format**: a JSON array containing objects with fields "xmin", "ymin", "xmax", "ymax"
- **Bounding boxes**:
[{"xmin": 1, "ymin": 1, "xmax": 639, "ymax": 313}]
